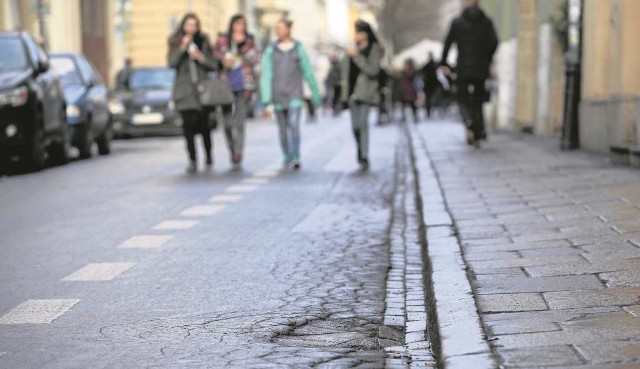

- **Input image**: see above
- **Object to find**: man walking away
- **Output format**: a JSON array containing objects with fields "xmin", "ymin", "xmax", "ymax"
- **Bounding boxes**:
[
  {"xmin": 115, "ymin": 58, "xmax": 133, "ymax": 91},
  {"xmin": 421, "ymin": 52, "xmax": 439, "ymax": 119},
  {"xmin": 325, "ymin": 54, "xmax": 342, "ymax": 117},
  {"xmin": 441, "ymin": 0, "xmax": 498, "ymax": 148}
]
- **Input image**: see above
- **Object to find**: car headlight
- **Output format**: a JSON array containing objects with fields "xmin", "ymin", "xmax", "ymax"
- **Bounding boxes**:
[
  {"xmin": 0, "ymin": 86, "xmax": 29, "ymax": 107},
  {"xmin": 108, "ymin": 98, "xmax": 125, "ymax": 115},
  {"xmin": 66, "ymin": 104, "xmax": 81, "ymax": 118}
]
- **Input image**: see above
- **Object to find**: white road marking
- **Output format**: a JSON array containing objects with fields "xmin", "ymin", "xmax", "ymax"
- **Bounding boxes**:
[
  {"xmin": 253, "ymin": 169, "xmax": 279, "ymax": 178},
  {"xmin": 225, "ymin": 185, "xmax": 259, "ymax": 193},
  {"xmin": 243, "ymin": 177, "xmax": 270, "ymax": 185},
  {"xmin": 0, "ymin": 299, "xmax": 81, "ymax": 324},
  {"xmin": 153, "ymin": 220, "xmax": 199, "ymax": 230},
  {"xmin": 118, "ymin": 235, "xmax": 172, "ymax": 249},
  {"xmin": 180, "ymin": 205, "xmax": 225, "ymax": 216},
  {"xmin": 62, "ymin": 263, "xmax": 135, "ymax": 281},
  {"xmin": 209, "ymin": 194, "xmax": 243, "ymax": 203}
]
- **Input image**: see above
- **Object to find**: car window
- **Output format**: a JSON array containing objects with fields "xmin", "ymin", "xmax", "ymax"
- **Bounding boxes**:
[
  {"xmin": 0, "ymin": 38, "xmax": 29, "ymax": 72},
  {"xmin": 76, "ymin": 57, "xmax": 95, "ymax": 85},
  {"xmin": 129, "ymin": 69, "xmax": 175, "ymax": 90},
  {"xmin": 23, "ymin": 35, "xmax": 42, "ymax": 69},
  {"xmin": 50, "ymin": 57, "xmax": 83, "ymax": 86}
]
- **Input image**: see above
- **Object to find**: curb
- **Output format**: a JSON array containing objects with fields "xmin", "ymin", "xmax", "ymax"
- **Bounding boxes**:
[{"xmin": 405, "ymin": 124, "xmax": 498, "ymax": 369}]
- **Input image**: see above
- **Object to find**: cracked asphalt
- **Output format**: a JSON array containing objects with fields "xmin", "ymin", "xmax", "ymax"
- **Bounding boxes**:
[{"xmin": 0, "ymin": 116, "xmax": 408, "ymax": 368}]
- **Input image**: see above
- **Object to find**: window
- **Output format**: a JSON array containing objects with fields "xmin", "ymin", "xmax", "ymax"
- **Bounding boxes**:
[
  {"xmin": 129, "ymin": 69, "xmax": 175, "ymax": 90},
  {"xmin": 50, "ymin": 57, "xmax": 83, "ymax": 86},
  {"xmin": 0, "ymin": 38, "xmax": 29, "ymax": 72}
]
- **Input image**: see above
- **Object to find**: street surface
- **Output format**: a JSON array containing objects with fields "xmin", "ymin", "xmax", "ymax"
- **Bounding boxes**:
[{"xmin": 0, "ymin": 116, "xmax": 435, "ymax": 368}]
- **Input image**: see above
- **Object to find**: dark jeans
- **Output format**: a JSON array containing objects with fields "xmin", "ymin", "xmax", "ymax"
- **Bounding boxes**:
[
  {"xmin": 180, "ymin": 109, "xmax": 212, "ymax": 163},
  {"xmin": 457, "ymin": 79, "xmax": 487, "ymax": 139},
  {"xmin": 304, "ymin": 98, "xmax": 316, "ymax": 121},
  {"xmin": 424, "ymin": 88, "xmax": 436, "ymax": 117},
  {"xmin": 401, "ymin": 101, "xmax": 418, "ymax": 122},
  {"xmin": 331, "ymin": 85, "xmax": 342, "ymax": 115}
]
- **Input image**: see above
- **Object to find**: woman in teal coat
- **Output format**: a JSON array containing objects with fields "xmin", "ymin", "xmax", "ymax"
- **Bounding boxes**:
[{"xmin": 260, "ymin": 19, "xmax": 321, "ymax": 170}]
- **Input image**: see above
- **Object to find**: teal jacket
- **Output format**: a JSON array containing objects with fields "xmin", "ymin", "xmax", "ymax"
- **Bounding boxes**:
[{"xmin": 260, "ymin": 40, "xmax": 321, "ymax": 108}]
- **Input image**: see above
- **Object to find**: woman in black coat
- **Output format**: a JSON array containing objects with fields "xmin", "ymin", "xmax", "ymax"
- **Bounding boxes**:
[{"xmin": 168, "ymin": 13, "xmax": 217, "ymax": 173}]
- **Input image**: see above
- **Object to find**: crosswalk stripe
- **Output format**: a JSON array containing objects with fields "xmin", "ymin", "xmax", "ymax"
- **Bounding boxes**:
[
  {"xmin": 62, "ymin": 263, "xmax": 135, "ymax": 281},
  {"xmin": 225, "ymin": 185, "xmax": 259, "ymax": 193},
  {"xmin": 117, "ymin": 235, "xmax": 172, "ymax": 249},
  {"xmin": 209, "ymin": 194, "xmax": 243, "ymax": 203},
  {"xmin": 0, "ymin": 299, "xmax": 81, "ymax": 324},
  {"xmin": 243, "ymin": 177, "xmax": 270, "ymax": 185},
  {"xmin": 253, "ymin": 169, "xmax": 279, "ymax": 178},
  {"xmin": 180, "ymin": 205, "xmax": 225, "ymax": 216},
  {"xmin": 153, "ymin": 220, "xmax": 199, "ymax": 230}
]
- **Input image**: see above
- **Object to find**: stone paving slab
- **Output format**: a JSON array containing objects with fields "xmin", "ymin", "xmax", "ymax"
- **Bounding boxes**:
[{"xmin": 413, "ymin": 121, "xmax": 640, "ymax": 368}]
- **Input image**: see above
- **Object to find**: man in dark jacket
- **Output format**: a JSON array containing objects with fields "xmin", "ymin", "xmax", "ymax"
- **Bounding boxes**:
[
  {"xmin": 421, "ymin": 53, "xmax": 439, "ymax": 119},
  {"xmin": 441, "ymin": 0, "xmax": 498, "ymax": 147}
]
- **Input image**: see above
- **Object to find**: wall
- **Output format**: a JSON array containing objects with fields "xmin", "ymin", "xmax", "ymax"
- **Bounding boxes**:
[{"xmin": 580, "ymin": 0, "xmax": 640, "ymax": 152}]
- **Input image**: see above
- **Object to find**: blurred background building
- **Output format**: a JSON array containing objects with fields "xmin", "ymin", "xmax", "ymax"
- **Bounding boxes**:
[{"xmin": 0, "ymin": 0, "xmax": 638, "ymax": 154}]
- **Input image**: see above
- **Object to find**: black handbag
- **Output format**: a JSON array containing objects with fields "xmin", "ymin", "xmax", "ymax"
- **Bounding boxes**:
[{"xmin": 197, "ymin": 78, "xmax": 235, "ymax": 107}]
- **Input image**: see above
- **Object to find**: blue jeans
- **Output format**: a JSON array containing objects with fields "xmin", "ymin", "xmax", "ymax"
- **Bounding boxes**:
[{"xmin": 275, "ymin": 107, "xmax": 302, "ymax": 162}]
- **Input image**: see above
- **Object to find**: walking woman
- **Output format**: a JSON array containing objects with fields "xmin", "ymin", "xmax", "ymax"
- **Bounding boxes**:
[
  {"xmin": 399, "ymin": 58, "xmax": 419, "ymax": 123},
  {"xmin": 214, "ymin": 14, "xmax": 260, "ymax": 171},
  {"xmin": 168, "ymin": 13, "xmax": 217, "ymax": 173},
  {"xmin": 342, "ymin": 20, "xmax": 383, "ymax": 171},
  {"xmin": 260, "ymin": 19, "xmax": 321, "ymax": 170}
]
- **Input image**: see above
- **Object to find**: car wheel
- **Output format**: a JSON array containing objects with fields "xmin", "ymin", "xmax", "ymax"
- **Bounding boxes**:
[
  {"xmin": 49, "ymin": 107, "xmax": 70, "ymax": 165},
  {"xmin": 96, "ymin": 126, "xmax": 112, "ymax": 156},
  {"xmin": 78, "ymin": 122, "xmax": 93, "ymax": 159},
  {"xmin": 26, "ymin": 123, "xmax": 46, "ymax": 171}
]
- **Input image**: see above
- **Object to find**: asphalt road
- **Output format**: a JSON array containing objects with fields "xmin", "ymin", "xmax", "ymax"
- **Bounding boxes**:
[{"xmin": 0, "ymin": 115, "xmax": 403, "ymax": 368}]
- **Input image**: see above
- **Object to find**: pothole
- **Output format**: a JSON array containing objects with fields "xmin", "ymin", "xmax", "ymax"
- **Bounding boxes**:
[{"xmin": 273, "ymin": 317, "xmax": 404, "ymax": 351}]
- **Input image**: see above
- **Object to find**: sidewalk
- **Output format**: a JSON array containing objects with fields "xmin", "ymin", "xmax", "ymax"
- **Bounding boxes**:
[{"xmin": 411, "ymin": 120, "xmax": 640, "ymax": 368}]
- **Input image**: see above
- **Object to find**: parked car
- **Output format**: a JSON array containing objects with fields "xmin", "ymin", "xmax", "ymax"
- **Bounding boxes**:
[
  {"xmin": 0, "ymin": 32, "xmax": 69, "ymax": 171},
  {"xmin": 109, "ymin": 67, "xmax": 181, "ymax": 137},
  {"xmin": 50, "ymin": 53, "xmax": 111, "ymax": 158}
]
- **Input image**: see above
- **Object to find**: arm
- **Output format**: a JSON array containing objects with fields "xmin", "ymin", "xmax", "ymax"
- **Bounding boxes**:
[
  {"xmin": 168, "ymin": 42, "xmax": 187, "ymax": 69},
  {"xmin": 351, "ymin": 44, "xmax": 382, "ymax": 77},
  {"xmin": 487, "ymin": 19, "xmax": 499, "ymax": 59},
  {"xmin": 441, "ymin": 21, "xmax": 456, "ymax": 66},
  {"xmin": 259, "ymin": 46, "xmax": 273, "ymax": 105},
  {"xmin": 298, "ymin": 44, "xmax": 321, "ymax": 106}
]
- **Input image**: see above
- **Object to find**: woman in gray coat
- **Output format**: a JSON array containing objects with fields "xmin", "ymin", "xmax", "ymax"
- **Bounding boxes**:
[
  {"xmin": 168, "ymin": 13, "xmax": 217, "ymax": 173},
  {"xmin": 342, "ymin": 20, "xmax": 383, "ymax": 171}
]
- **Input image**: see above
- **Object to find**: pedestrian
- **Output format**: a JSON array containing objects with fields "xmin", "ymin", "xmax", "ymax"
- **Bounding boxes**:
[
  {"xmin": 214, "ymin": 14, "xmax": 260, "ymax": 171},
  {"xmin": 341, "ymin": 20, "xmax": 383, "ymax": 171},
  {"xmin": 399, "ymin": 58, "xmax": 419, "ymax": 123},
  {"xmin": 441, "ymin": 0, "xmax": 498, "ymax": 147},
  {"xmin": 324, "ymin": 54, "xmax": 342, "ymax": 117},
  {"xmin": 421, "ymin": 52, "xmax": 439, "ymax": 119},
  {"xmin": 168, "ymin": 13, "xmax": 218, "ymax": 173},
  {"xmin": 115, "ymin": 58, "xmax": 133, "ymax": 91},
  {"xmin": 260, "ymin": 19, "xmax": 321, "ymax": 170},
  {"xmin": 377, "ymin": 68, "xmax": 392, "ymax": 125}
]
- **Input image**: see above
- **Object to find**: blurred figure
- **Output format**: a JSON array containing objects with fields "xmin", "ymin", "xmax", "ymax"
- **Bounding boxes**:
[
  {"xmin": 260, "ymin": 19, "xmax": 320, "ymax": 170},
  {"xmin": 441, "ymin": 0, "xmax": 498, "ymax": 147},
  {"xmin": 115, "ymin": 58, "xmax": 133, "ymax": 91},
  {"xmin": 342, "ymin": 20, "xmax": 383, "ymax": 171},
  {"xmin": 421, "ymin": 52, "xmax": 439, "ymax": 118},
  {"xmin": 399, "ymin": 58, "xmax": 419, "ymax": 123},
  {"xmin": 324, "ymin": 54, "xmax": 342, "ymax": 116},
  {"xmin": 214, "ymin": 14, "xmax": 260, "ymax": 171},
  {"xmin": 168, "ymin": 13, "xmax": 217, "ymax": 173}
]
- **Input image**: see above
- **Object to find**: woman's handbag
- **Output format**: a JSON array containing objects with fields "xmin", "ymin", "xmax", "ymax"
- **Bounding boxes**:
[{"xmin": 197, "ymin": 78, "xmax": 235, "ymax": 107}]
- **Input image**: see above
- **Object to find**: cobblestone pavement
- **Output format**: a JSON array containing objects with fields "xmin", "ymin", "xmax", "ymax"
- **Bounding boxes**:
[
  {"xmin": 0, "ymin": 118, "xmax": 436, "ymax": 368},
  {"xmin": 414, "ymin": 120, "xmax": 640, "ymax": 368}
]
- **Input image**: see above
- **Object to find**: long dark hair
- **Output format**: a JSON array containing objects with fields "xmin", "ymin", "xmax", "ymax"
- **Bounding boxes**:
[
  {"xmin": 227, "ymin": 14, "xmax": 247, "ymax": 40},
  {"xmin": 355, "ymin": 20, "xmax": 380, "ymax": 57},
  {"xmin": 169, "ymin": 13, "xmax": 204, "ymax": 48}
]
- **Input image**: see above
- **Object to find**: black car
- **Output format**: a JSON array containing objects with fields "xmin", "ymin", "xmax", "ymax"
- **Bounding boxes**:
[
  {"xmin": 0, "ymin": 32, "xmax": 69, "ymax": 171},
  {"xmin": 109, "ymin": 67, "xmax": 181, "ymax": 137},
  {"xmin": 50, "ymin": 53, "xmax": 111, "ymax": 158}
]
